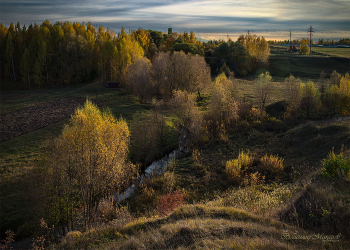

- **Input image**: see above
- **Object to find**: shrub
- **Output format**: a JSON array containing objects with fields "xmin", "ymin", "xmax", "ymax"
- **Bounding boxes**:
[
  {"xmin": 97, "ymin": 201, "xmax": 116, "ymax": 222},
  {"xmin": 243, "ymin": 172, "xmax": 265, "ymax": 186},
  {"xmin": 157, "ymin": 191, "xmax": 184, "ymax": 216},
  {"xmin": 237, "ymin": 101, "xmax": 253, "ymax": 121},
  {"xmin": 260, "ymin": 155, "xmax": 284, "ymax": 175},
  {"xmin": 235, "ymin": 150, "xmax": 254, "ymax": 171},
  {"xmin": 226, "ymin": 151, "xmax": 254, "ymax": 184},
  {"xmin": 226, "ymin": 159, "xmax": 242, "ymax": 185},
  {"xmin": 322, "ymin": 148, "xmax": 350, "ymax": 179},
  {"xmin": 61, "ymin": 231, "xmax": 82, "ymax": 246}
]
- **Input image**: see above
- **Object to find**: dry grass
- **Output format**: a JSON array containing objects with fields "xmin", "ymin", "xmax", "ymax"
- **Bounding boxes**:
[
  {"xmin": 55, "ymin": 203, "xmax": 347, "ymax": 249},
  {"xmin": 260, "ymin": 154, "xmax": 284, "ymax": 175},
  {"xmin": 208, "ymin": 183, "xmax": 301, "ymax": 216}
]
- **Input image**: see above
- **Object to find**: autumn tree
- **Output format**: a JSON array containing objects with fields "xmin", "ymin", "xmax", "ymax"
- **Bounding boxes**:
[
  {"xmin": 132, "ymin": 28, "xmax": 151, "ymax": 55},
  {"xmin": 256, "ymin": 71, "xmax": 274, "ymax": 110},
  {"xmin": 238, "ymin": 34, "xmax": 270, "ymax": 70},
  {"xmin": 4, "ymin": 30, "xmax": 16, "ymax": 81},
  {"xmin": 20, "ymin": 48, "xmax": 31, "ymax": 86},
  {"xmin": 330, "ymin": 70, "xmax": 341, "ymax": 86},
  {"xmin": 323, "ymin": 85, "xmax": 341, "ymax": 117},
  {"xmin": 300, "ymin": 39, "xmax": 310, "ymax": 55},
  {"xmin": 209, "ymin": 73, "xmax": 238, "ymax": 130},
  {"xmin": 212, "ymin": 41, "xmax": 250, "ymax": 76},
  {"xmin": 339, "ymin": 72, "xmax": 350, "ymax": 115},
  {"xmin": 299, "ymin": 81, "xmax": 320, "ymax": 118},
  {"xmin": 169, "ymin": 90, "xmax": 204, "ymax": 147},
  {"xmin": 44, "ymin": 100, "xmax": 137, "ymax": 229},
  {"xmin": 283, "ymin": 75, "xmax": 302, "ymax": 118}
]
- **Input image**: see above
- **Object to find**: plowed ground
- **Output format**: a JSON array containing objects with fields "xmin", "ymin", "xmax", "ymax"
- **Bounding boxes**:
[{"xmin": 0, "ymin": 97, "xmax": 106, "ymax": 142}]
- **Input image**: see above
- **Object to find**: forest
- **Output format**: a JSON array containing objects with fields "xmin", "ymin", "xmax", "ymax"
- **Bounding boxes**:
[
  {"xmin": 1, "ymin": 20, "xmax": 350, "ymax": 249},
  {"xmin": 0, "ymin": 20, "xmax": 271, "ymax": 89}
]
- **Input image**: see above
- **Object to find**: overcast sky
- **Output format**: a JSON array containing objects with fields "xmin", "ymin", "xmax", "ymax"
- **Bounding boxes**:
[{"xmin": 1, "ymin": 0, "xmax": 349, "ymax": 41}]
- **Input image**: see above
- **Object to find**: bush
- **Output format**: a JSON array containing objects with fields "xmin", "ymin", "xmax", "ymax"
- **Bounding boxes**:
[
  {"xmin": 157, "ymin": 191, "xmax": 184, "ymax": 216},
  {"xmin": 61, "ymin": 231, "xmax": 82, "ymax": 246},
  {"xmin": 260, "ymin": 155, "xmax": 284, "ymax": 175},
  {"xmin": 237, "ymin": 101, "xmax": 253, "ymax": 121},
  {"xmin": 226, "ymin": 159, "xmax": 242, "ymax": 185},
  {"xmin": 322, "ymin": 148, "xmax": 350, "ymax": 179},
  {"xmin": 226, "ymin": 151, "xmax": 254, "ymax": 184}
]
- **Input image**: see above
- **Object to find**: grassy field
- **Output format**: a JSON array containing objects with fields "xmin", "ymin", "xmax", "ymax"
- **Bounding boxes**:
[
  {"xmin": 270, "ymin": 45, "xmax": 350, "ymax": 58},
  {"xmin": 309, "ymin": 47, "xmax": 350, "ymax": 58},
  {"xmin": 256, "ymin": 46, "xmax": 350, "ymax": 81}
]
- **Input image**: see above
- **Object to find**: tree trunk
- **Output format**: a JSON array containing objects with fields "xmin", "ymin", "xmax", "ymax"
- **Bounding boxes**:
[
  {"xmin": 11, "ymin": 50, "xmax": 16, "ymax": 81},
  {"xmin": 45, "ymin": 56, "xmax": 49, "ymax": 83}
]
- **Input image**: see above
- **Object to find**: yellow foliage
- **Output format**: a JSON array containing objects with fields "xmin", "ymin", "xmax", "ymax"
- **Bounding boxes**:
[
  {"xmin": 226, "ymin": 159, "xmax": 241, "ymax": 185},
  {"xmin": 50, "ymin": 100, "xmax": 137, "ymax": 225},
  {"xmin": 339, "ymin": 73, "xmax": 350, "ymax": 115},
  {"xmin": 260, "ymin": 155, "xmax": 284, "ymax": 175},
  {"xmin": 340, "ymin": 72, "xmax": 350, "ymax": 96},
  {"xmin": 209, "ymin": 73, "xmax": 237, "ymax": 128},
  {"xmin": 226, "ymin": 151, "xmax": 254, "ymax": 184},
  {"xmin": 300, "ymin": 39, "xmax": 310, "ymax": 55}
]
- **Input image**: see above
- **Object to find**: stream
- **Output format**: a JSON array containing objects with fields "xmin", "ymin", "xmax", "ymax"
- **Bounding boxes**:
[{"xmin": 113, "ymin": 130, "xmax": 190, "ymax": 203}]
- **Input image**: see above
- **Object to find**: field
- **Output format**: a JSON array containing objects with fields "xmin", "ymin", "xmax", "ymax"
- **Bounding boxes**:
[
  {"xmin": 259, "ymin": 46, "xmax": 350, "ymax": 81},
  {"xmin": 1, "ymin": 52, "xmax": 350, "ymax": 249},
  {"xmin": 310, "ymin": 47, "xmax": 350, "ymax": 58}
]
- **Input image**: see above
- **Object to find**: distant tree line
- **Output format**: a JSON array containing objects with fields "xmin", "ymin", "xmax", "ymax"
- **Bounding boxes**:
[
  {"xmin": 267, "ymin": 38, "xmax": 350, "ymax": 46},
  {"xmin": 1, "ymin": 20, "xmax": 271, "ymax": 89},
  {"xmin": 0, "ymin": 21, "xmax": 208, "ymax": 89}
]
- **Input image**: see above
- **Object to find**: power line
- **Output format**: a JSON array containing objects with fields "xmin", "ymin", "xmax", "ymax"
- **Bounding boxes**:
[{"xmin": 307, "ymin": 26, "xmax": 315, "ymax": 53}]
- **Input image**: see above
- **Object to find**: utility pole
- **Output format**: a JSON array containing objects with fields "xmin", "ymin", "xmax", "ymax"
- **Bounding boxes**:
[
  {"xmin": 290, "ymin": 30, "xmax": 292, "ymax": 44},
  {"xmin": 307, "ymin": 26, "xmax": 315, "ymax": 53}
]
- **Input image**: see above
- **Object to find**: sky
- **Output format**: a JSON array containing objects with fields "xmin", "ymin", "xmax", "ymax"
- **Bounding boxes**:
[{"xmin": 0, "ymin": 0, "xmax": 349, "ymax": 41}]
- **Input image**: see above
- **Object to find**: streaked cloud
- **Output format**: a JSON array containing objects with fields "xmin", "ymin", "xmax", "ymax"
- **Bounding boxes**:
[{"xmin": 0, "ymin": 0, "xmax": 348, "ymax": 40}]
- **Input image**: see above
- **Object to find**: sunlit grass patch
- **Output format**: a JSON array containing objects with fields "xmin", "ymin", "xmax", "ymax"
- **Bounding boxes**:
[{"xmin": 208, "ymin": 183, "xmax": 300, "ymax": 215}]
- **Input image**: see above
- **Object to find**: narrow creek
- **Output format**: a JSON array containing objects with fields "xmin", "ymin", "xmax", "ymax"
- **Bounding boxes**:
[{"xmin": 113, "ymin": 129, "xmax": 190, "ymax": 203}]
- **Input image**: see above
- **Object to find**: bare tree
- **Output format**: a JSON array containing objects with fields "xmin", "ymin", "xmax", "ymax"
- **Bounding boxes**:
[
  {"xmin": 126, "ymin": 57, "xmax": 154, "ymax": 103},
  {"xmin": 153, "ymin": 51, "xmax": 211, "ymax": 99}
]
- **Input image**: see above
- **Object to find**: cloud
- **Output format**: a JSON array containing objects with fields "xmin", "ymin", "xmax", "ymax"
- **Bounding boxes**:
[{"xmin": 0, "ymin": 0, "xmax": 348, "ymax": 40}]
